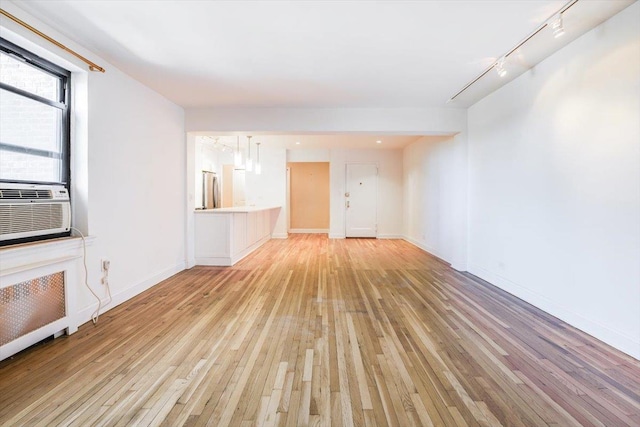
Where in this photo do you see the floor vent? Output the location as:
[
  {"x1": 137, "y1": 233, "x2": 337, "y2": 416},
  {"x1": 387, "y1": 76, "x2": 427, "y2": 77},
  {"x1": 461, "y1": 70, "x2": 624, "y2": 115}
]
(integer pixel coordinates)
[{"x1": 0, "y1": 272, "x2": 66, "y2": 346}]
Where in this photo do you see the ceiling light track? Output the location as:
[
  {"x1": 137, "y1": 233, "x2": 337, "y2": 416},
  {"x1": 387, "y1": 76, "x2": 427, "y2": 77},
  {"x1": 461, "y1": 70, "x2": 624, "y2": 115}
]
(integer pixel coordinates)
[
  {"x1": 447, "y1": 0, "x2": 579, "y2": 103},
  {"x1": 204, "y1": 136, "x2": 233, "y2": 153},
  {"x1": 0, "y1": 8, "x2": 105, "y2": 72}
]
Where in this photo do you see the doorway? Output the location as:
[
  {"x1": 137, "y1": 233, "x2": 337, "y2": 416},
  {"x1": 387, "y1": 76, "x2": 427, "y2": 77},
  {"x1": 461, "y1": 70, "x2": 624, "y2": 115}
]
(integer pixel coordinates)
[{"x1": 345, "y1": 163, "x2": 377, "y2": 238}]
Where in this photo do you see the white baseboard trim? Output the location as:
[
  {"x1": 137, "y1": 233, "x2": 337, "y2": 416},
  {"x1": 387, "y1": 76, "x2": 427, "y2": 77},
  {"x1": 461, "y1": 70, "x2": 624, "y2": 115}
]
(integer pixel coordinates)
[
  {"x1": 328, "y1": 233, "x2": 345, "y2": 239},
  {"x1": 76, "y1": 261, "x2": 186, "y2": 326},
  {"x1": 196, "y1": 235, "x2": 271, "y2": 266},
  {"x1": 377, "y1": 234, "x2": 403, "y2": 239},
  {"x1": 403, "y1": 236, "x2": 450, "y2": 265},
  {"x1": 288, "y1": 229, "x2": 329, "y2": 234},
  {"x1": 468, "y1": 263, "x2": 640, "y2": 360},
  {"x1": 271, "y1": 233, "x2": 289, "y2": 239}
]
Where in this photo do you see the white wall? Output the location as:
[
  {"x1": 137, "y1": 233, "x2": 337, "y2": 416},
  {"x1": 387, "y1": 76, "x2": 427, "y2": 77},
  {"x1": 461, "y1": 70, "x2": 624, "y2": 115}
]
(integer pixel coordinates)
[
  {"x1": 85, "y1": 67, "x2": 186, "y2": 319},
  {"x1": 467, "y1": 2, "x2": 640, "y2": 359},
  {"x1": 1, "y1": 3, "x2": 186, "y2": 324},
  {"x1": 403, "y1": 136, "x2": 456, "y2": 261},
  {"x1": 245, "y1": 147, "x2": 288, "y2": 237},
  {"x1": 287, "y1": 149, "x2": 331, "y2": 162},
  {"x1": 329, "y1": 149, "x2": 404, "y2": 238},
  {"x1": 402, "y1": 133, "x2": 469, "y2": 269}
]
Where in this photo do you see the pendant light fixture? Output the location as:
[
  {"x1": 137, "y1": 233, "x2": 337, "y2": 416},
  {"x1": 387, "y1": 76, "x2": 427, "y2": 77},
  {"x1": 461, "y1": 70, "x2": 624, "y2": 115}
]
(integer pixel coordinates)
[
  {"x1": 246, "y1": 136, "x2": 253, "y2": 172},
  {"x1": 255, "y1": 142, "x2": 262, "y2": 175},
  {"x1": 234, "y1": 136, "x2": 242, "y2": 167}
]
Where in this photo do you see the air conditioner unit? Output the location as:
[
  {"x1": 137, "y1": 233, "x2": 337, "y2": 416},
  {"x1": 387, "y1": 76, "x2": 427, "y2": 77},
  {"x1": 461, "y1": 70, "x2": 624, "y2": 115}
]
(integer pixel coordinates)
[{"x1": 0, "y1": 183, "x2": 71, "y2": 245}]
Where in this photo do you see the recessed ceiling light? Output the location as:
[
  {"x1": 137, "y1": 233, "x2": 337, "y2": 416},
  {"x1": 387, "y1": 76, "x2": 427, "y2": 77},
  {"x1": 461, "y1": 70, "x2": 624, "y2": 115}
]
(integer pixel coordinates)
[
  {"x1": 295, "y1": 141, "x2": 300, "y2": 145},
  {"x1": 376, "y1": 140, "x2": 382, "y2": 144}
]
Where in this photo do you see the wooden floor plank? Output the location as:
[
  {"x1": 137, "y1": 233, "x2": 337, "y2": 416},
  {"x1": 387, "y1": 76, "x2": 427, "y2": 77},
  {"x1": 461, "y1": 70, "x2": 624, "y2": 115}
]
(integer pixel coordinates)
[{"x1": 1, "y1": 234, "x2": 638, "y2": 426}]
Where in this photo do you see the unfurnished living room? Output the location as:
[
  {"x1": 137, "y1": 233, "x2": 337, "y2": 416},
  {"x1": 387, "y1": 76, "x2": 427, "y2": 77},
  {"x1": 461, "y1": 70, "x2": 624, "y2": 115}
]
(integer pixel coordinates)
[{"x1": 0, "y1": 1, "x2": 638, "y2": 426}]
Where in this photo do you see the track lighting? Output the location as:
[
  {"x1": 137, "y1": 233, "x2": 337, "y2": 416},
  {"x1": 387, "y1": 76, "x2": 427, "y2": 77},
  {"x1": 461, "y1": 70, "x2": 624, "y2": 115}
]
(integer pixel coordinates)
[
  {"x1": 448, "y1": 0, "x2": 578, "y2": 103},
  {"x1": 495, "y1": 58, "x2": 507, "y2": 78},
  {"x1": 204, "y1": 136, "x2": 234, "y2": 153},
  {"x1": 551, "y1": 14, "x2": 565, "y2": 38}
]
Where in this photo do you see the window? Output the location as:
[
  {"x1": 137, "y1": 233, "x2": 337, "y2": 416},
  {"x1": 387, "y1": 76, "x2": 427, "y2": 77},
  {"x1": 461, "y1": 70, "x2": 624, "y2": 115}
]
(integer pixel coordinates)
[{"x1": 0, "y1": 37, "x2": 71, "y2": 187}]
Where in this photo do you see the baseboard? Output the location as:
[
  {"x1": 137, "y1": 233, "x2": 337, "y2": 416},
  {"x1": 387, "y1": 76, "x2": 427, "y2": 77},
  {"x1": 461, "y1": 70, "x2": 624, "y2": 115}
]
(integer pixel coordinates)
[
  {"x1": 271, "y1": 233, "x2": 289, "y2": 239},
  {"x1": 403, "y1": 236, "x2": 450, "y2": 265},
  {"x1": 327, "y1": 233, "x2": 402, "y2": 240},
  {"x1": 468, "y1": 263, "x2": 640, "y2": 360},
  {"x1": 196, "y1": 235, "x2": 271, "y2": 266},
  {"x1": 76, "y1": 261, "x2": 186, "y2": 326},
  {"x1": 288, "y1": 229, "x2": 329, "y2": 234}
]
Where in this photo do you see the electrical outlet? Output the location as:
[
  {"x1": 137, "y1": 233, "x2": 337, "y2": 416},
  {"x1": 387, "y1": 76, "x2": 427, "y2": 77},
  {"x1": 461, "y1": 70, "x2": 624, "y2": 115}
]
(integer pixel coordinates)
[{"x1": 101, "y1": 259, "x2": 111, "y2": 272}]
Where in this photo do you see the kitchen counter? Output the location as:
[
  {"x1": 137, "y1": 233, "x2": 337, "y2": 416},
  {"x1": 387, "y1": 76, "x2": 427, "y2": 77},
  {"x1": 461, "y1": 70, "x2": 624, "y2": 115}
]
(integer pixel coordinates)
[
  {"x1": 194, "y1": 206, "x2": 281, "y2": 266},
  {"x1": 194, "y1": 206, "x2": 281, "y2": 213}
]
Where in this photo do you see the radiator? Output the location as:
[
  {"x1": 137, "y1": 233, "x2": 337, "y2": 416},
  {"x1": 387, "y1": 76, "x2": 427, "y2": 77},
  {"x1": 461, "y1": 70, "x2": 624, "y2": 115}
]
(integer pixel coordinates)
[
  {"x1": 0, "y1": 272, "x2": 66, "y2": 346},
  {"x1": 0, "y1": 255, "x2": 79, "y2": 361}
]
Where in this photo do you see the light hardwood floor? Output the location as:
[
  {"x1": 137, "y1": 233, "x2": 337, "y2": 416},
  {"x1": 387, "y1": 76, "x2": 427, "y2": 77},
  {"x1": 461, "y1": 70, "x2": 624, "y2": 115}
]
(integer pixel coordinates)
[{"x1": 1, "y1": 235, "x2": 638, "y2": 426}]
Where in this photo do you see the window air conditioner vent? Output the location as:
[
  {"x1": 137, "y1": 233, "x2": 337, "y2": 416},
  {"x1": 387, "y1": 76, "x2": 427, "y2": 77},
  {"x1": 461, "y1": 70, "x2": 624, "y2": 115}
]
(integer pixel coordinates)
[
  {"x1": 0, "y1": 189, "x2": 52, "y2": 199},
  {"x1": 0, "y1": 189, "x2": 21, "y2": 199},
  {"x1": 0, "y1": 204, "x2": 64, "y2": 235}
]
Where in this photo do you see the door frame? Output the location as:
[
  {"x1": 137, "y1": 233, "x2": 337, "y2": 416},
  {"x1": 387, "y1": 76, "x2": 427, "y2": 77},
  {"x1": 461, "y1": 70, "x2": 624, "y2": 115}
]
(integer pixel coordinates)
[
  {"x1": 344, "y1": 162, "x2": 378, "y2": 238},
  {"x1": 286, "y1": 166, "x2": 291, "y2": 233}
]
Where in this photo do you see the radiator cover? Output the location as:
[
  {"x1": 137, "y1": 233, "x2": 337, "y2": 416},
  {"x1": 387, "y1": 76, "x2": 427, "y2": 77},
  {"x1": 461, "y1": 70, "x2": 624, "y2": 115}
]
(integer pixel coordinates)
[{"x1": 0, "y1": 272, "x2": 66, "y2": 346}]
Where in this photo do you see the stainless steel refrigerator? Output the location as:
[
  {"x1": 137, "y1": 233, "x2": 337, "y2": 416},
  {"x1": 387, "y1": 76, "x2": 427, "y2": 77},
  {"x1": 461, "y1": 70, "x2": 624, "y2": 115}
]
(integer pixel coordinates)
[{"x1": 202, "y1": 171, "x2": 220, "y2": 209}]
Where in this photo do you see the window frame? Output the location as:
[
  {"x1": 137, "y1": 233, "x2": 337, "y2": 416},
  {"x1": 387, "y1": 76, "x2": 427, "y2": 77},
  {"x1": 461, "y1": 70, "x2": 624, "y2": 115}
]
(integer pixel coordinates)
[{"x1": 0, "y1": 37, "x2": 71, "y2": 189}]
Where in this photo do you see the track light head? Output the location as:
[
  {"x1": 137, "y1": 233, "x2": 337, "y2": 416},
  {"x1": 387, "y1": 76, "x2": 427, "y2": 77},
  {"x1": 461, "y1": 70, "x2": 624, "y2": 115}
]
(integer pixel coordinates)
[
  {"x1": 551, "y1": 14, "x2": 565, "y2": 38},
  {"x1": 495, "y1": 58, "x2": 507, "y2": 78}
]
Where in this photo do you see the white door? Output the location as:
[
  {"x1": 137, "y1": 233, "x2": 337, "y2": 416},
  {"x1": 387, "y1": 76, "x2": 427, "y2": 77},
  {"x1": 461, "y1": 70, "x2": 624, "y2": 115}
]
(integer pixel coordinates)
[{"x1": 345, "y1": 164, "x2": 377, "y2": 238}]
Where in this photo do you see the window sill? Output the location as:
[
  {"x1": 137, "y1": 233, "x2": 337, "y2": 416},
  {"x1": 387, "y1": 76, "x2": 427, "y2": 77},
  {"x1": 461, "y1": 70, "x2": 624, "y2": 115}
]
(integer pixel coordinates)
[{"x1": 0, "y1": 235, "x2": 95, "y2": 272}]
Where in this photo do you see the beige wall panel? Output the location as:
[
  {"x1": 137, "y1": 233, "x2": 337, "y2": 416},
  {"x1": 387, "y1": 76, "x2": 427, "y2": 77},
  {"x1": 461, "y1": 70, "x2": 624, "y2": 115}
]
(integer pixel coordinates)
[{"x1": 288, "y1": 162, "x2": 330, "y2": 230}]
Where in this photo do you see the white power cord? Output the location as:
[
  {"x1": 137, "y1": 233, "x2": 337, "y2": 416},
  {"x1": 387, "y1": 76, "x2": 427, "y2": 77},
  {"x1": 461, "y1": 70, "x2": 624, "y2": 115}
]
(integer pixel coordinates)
[{"x1": 70, "y1": 227, "x2": 112, "y2": 324}]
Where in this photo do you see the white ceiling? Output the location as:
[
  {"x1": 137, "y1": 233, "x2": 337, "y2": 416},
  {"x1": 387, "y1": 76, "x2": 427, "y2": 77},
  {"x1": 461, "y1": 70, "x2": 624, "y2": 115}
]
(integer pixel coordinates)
[
  {"x1": 10, "y1": 0, "x2": 577, "y2": 109},
  {"x1": 6, "y1": 0, "x2": 633, "y2": 150}
]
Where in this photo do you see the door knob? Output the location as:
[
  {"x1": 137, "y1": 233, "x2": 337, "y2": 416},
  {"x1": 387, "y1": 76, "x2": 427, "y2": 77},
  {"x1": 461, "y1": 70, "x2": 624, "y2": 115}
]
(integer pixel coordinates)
[{"x1": 346, "y1": 201, "x2": 350, "y2": 208}]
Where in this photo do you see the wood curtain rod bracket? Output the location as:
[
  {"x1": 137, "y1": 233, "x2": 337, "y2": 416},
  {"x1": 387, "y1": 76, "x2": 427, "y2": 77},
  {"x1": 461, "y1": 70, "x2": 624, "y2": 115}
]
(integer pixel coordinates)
[{"x1": 0, "y1": 8, "x2": 105, "y2": 73}]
